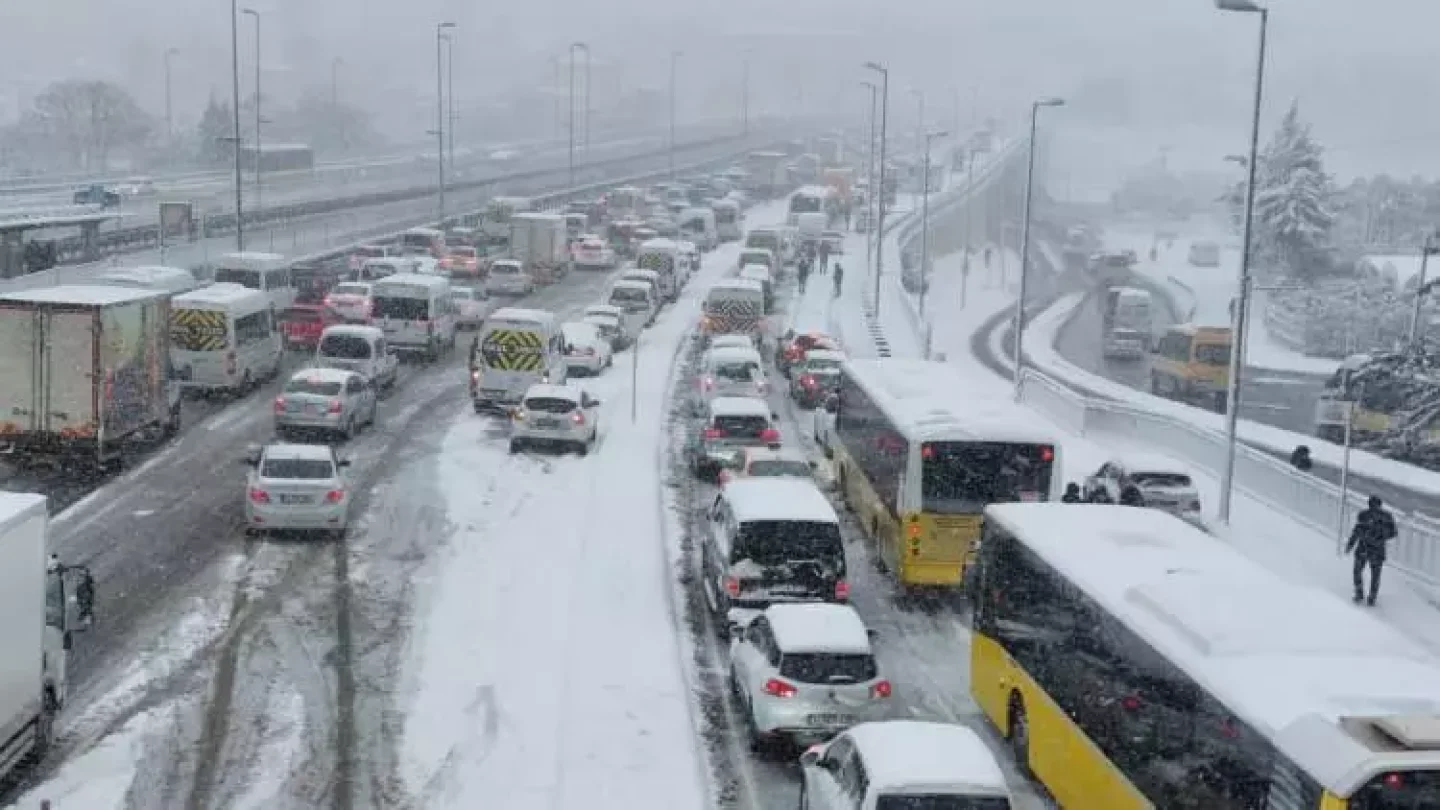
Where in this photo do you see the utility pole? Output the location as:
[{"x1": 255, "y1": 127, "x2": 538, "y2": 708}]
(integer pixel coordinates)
[
  {"x1": 435, "y1": 22, "x2": 456, "y2": 222},
  {"x1": 242, "y1": 8, "x2": 262, "y2": 214},
  {"x1": 447, "y1": 39, "x2": 456, "y2": 179},
  {"x1": 864, "y1": 61, "x2": 889, "y2": 317},
  {"x1": 163, "y1": 49, "x2": 178, "y2": 148},
  {"x1": 229, "y1": 0, "x2": 245, "y2": 250},
  {"x1": 741, "y1": 49, "x2": 751, "y2": 136},
  {"x1": 669, "y1": 50, "x2": 682, "y2": 179}
]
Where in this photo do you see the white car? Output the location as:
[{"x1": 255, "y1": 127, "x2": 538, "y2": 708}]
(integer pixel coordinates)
[
  {"x1": 812, "y1": 394, "x2": 839, "y2": 455},
  {"x1": 243, "y1": 442, "x2": 352, "y2": 538},
  {"x1": 325, "y1": 281, "x2": 374, "y2": 323},
  {"x1": 730, "y1": 603, "x2": 890, "y2": 750},
  {"x1": 509, "y1": 384, "x2": 601, "y2": 455},
  {"x1": 273, "y1": 367, "x2": 377, "y2": 441},
  {"x1": 584, "y1": 303, "x2": 636, "y2": 349},
  {"x1": 708, "y1": 334, "x2": 757, "y2": 354},
  {"x1": 487, "y1": 260, "x2": 534, "y2": 296},
  {"x1": 693, "y1": 345, "x2": 768, "y2": 414},
  {"x1": 561, "y1": 321, "x2": 613, "y2": 376},
  {"x1": 1081, "y1": 453, "x2": 1203, "y2": 522},
  {"x1": 799, "y1": 721, "x2": 1013, "y2": 809},
  {"x1": 572, "y1": 236, "x2": 616, "y2": 269},
  {"x1": 717, "y1": 446, "x2": 815, "y2": 486},
  {"x1": 450, "y1": 287, "x2": 487, "y2": 329}
]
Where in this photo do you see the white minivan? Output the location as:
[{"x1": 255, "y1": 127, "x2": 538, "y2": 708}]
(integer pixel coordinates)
[
  {"x1": 316, "y1": 324, "x2": 399, "y2": 390},
  {"x1": 211, "y1": 251, "x2": 294, "y2": 311},
  {"x1": 370, "y1": 273, "x2": 457, "y2": 361},
  {"x1": 170, "y1": 282, "x2": 284, "y2": 394},
  {"x1": 607, "y1": 279, "x2": 658, "y2": 330}
]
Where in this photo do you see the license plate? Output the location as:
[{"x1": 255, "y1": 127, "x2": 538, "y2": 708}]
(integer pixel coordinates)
[
  {"x1": 535, "y1": 417, "x2": 560, "y2": 428},
  {"x1": 304, "y1": 403, "x2": 322, "y2": 414},
  {"x1": 806, "y1": 714, "x2": 854, "y2": 726},
  {"x1": 279, "y1": 494, "x2": 312, "y2": 504}
]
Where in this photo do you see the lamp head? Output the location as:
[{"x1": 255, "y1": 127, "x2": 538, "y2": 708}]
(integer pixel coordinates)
[{"x1": 1215, "y1": 0, "x2": 1264, "y2": 12}]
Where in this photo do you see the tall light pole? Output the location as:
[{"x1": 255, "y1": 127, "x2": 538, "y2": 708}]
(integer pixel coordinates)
[
  {"x1": 582, "y1": 46, "x2": 592, "y2": 161},
  {"x1": 229, "y1": 0, "x2": 245, "y2": 250},
  {"x1": 435, "y1": 22, "x2": 456, "y2": 222},
  {"x1": 447, "y1": 36, "x2": 456, "y2": 179},
  {"x1": 912, "y1": 89, "x2": 925, "y2": 165},
  {"x1": 163, "y1": 48, "x2": 178, "y2": 147},
  {"x1": 959, "y1": 140, "x2": 988, "y2": 306},
  {"x1": 550, "y1": 56, "x2": 563, "y2": 142},
  {"x1": 864, "y1": 61, "x2": 889, "y2": 317},
  {"x1": 741, "y1": 48, "x2": 752, "y2": 136},
  {"x1": 331, "y1": 57, "x2": 344, "y2": 150},
  {"x1": 569, "y1": 42, "x2": 588, "y2": 187},
  {"x1": 919, "y1": 129, "x2": 949, "y2": 332},
  {"x1": 242, "y1": 8, "x2": 262, "y2": 213},
  {"x1": 1011, "y1": 97, "x2": 1065, "y2": 401},
  {"x1": 1215, "y1": 0, "x2": 1269, "y2": 524},
  {"x1": 669, "y1": 50, "x2": 682, "y2": 179},
  {"x1": 861, "y1": 81, "x2": 878, "y2": 287}
]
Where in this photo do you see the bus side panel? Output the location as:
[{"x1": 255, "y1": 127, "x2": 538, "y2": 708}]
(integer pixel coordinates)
[
  {"x1": 971, "y1": 634, "x2": 1154, "y2": 810},
  {"x1": 832, "y1": 444, "x2": 900, "y2": 574},
  {"x1": 902, "y1": 513, "x2": 973, "y2": 587},
  {"x1": 1321, "y1": 794, "x2": 1346, "y2": 810}
]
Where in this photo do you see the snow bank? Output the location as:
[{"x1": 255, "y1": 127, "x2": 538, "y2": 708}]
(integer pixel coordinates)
[{"x1": 4, "y1": 709, "x2": 163, "y2": 810}]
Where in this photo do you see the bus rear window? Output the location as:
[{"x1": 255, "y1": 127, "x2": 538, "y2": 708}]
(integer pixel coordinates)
[
  {"x1": 1352, "y1": 771, "x2": 1440, "y2": 810},
  {"x1": 213, "y1": 268, "x2": 261, "y2": 289},
  {"x1": 921, "y1": 442, "x2": 1055, "y2": 514},
  {"x1": 373, "y1": 297, "x2": 430, "y2": 321},
  {"x1": 1194, "y1": 343, "x2": 1231, "y2": 365}
]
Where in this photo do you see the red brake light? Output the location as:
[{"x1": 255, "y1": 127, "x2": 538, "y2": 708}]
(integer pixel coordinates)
[
  {"x1": 1121, "y1": 694, "x2": 1142, "y2": 711},
  {"x1": 763, "y1": 678, "x2": 797, "y2": 698},
  {"x1": 571, "y1": 410, "x2": 586, "y2": 425},
  {"x1": 703, "y1": 427, "x2": 724, "y2": 440},
  {"x1": 1219, "y1": 719, "x2": 1240, "y2": 739},
  {"x1": 325, "y1": 489, "x2": 345, "y2": 503},
  {"x1": 1040, "y1": 445, "x2": 1055, "y2": 462},
  {"x1": 323, "y1": 295, "x2": 334, "y2": 306},
  {"x1": 870, "y1": 679, "x2": 892, "y2": 699},
  {"x1": 718, "y1": 469, "x2": 732, "y2": 484},
  {"x1": 328, "y1": 399, "x2": 343, "y2": 414},
  {"x1": 723, "y1": 575, "x2": 741, "y2": 597},
  {"x1": 1385, "y1": 773, "x2": 1405, "y2": 789},
  {"x1": 834, "y1": 579, "x2": 850, "y2": 600},
  {"x1": 273, "y1": 396, "x2": 286, "y2": 413},
  {"x1": 702, "y1": 376, "x2": 714, "y2": 390},
  {"x1": 759, "y1": 428, "x2": 780, "y2": 443},
  {"x1": 248, "y1": 488, "x2": 270, "y2": 504},
  {"x1": 800, "y1": 374, "x2": 816, "y2": 388},
  {"x1": 921, "y1": 443, "x2": 935, "y2": 459}
]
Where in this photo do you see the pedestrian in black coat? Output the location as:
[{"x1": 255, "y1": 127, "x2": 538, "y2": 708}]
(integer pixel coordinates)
[
  {"x1": 1061, "y1": 483, "x2": 1082, "y2": 503},
  {"x1": 1347, "y1": 496, "x2": 1398, "y2": 605},
  {"x1": 1290, "y1": 445, "x2": 1313, "y2": 472},
  {"x1": 1119, "y1": 484, "x2": 1146, "y2": 507}
]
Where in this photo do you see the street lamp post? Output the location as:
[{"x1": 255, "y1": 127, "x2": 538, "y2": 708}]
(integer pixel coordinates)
[
  {"x1": 1215, "y1": 0, "x2": 1269, "y2": 524},
  {"x1": 1011, "y1": 98, "x2": 1065, "y2": 401},
  {"x1": 569, "y1": 42, "x2": 588, "y2": 188},
  {"x1": 861, "y1": 81, "x2": 878, "y2": 287},
  {"x1": 242, "y1": 8, "x2": 262, "y2": 213},
  {"x1": 919, "y1": 129, "x2": 950, "y2": 357},
  {"x1": 864, "y1": 61, "x2": 889, "y2": 317},
  {"x1": 912, "y1": 89, "x2": 925, "y2": 164},
  {"x1": 447, "y1": 37, "x2": 456, "y2": 179},
  {"x1": 229, "y1": 0, "x2": 245, "y2": 250},
  {"x1": 741, "y1": 49, "x2": 751, "y2": 136},
  {"x1": 669, "y1": 50, "x2": 682, "y2": 179},
  {"x1": 435, "y1": 22, "x2": 456, "y2": 222},
  {"x1": 331, "y1": 57, "x2": 344, "y2": 150},
  {"x1": 960, "y1": 141, "x2": 990, "y2": 307},
  {"x1": 583, "y1": 47, "x2": 592, "y2": 161},
  {"x1": 1408, "y1": 234, "x2": 1440, "y2": 347}
]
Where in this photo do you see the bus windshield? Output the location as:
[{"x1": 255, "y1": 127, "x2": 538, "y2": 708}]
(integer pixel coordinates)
[
  {"x1": 789, "y1": 194, "x2": 822, "y2": 215},
  {"x1": 921, "y1": 442, "x2": 1054, "y2": 513},
  {"x1": 1194, "y1": 343, "x2": 1231, "y2": 365}
]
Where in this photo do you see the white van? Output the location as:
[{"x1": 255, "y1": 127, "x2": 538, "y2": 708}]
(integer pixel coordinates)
[
  {"x1": 712, "y1": 199, "x2": 743, "y2": 241},
  {"x1": 398, "y1": 227, "x2": 446, "y2": 257},
  {"x1": 370, "y1": 273, "x2": 457, "y2": 361},
  {"x1": 95, "y1": 265, "x2": 203, "y2": 296},
  {"x1": 471, "y1": 307, "x2": 568, "y2": 412},
  {"x1": 211, "y1": 252, "x2": 294, "y2": 312},
  {"x1": 608, "y1": 279, "x2": 659, "y2": 329},
  {"x1": 677, "y1": 207, "x2": 718, "y2": 251},
  {"x1": 634, "y1": 240, "x2": 682, "y2": 301},
  {"x1": 316, "y1": 324, "x2": 399, "y2": 390},
  {"x1": 170, "y1": 282, "x2": 283, "y2": 393},
  {"x1": 619, "y1": 268, "x2": 667, "y2": 309}
]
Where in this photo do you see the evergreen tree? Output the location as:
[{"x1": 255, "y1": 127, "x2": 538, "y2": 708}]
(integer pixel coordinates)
[
  {"x1": 196, "y1": 96, "x2": 234, "y2": 167},
  {"x1": 1253, "y1": 101, "x2": 1335, "y2": 275}
]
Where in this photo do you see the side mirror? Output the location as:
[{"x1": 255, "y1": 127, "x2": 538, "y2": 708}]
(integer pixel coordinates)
[
  {"x1": 867, "y1": 628, "x2": 880, "y2": 641},
  {"x1": 799, "y1": 747, "x2": 825, "y2": 769}
]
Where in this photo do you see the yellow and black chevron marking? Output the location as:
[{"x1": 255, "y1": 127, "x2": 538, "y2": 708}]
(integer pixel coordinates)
[
  {"x1": 170, "y1": 308, "x2": 228, "y2": 352},
  {"x1": 480, "y1": 329, "x2": 545, "y2": 371}
]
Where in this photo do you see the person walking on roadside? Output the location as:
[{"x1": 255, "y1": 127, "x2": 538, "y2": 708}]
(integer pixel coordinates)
[
  {"x1": 797, "y1": 257, "x2": 811, "y2": 294},
  {"x1": 818, "y1": 241, "x2": 832, "y2": 275},
  {"x1": 1061, "y1": 482, "x2": 1082, "y2": 503},
  {"x1": 1347, "y1": 495, "x2": 1397, "y2": 606},
  {"x1": 833, "y1": 263, "x2": 844, "y2": 298}
]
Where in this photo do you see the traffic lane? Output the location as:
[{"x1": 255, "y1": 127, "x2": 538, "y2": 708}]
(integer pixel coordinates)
[{"x1": 55, "y1": 267, "x2": 620, "y2": 693}]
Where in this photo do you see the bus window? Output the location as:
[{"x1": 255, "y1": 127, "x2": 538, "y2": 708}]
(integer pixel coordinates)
[
  {"x1": 920, "y1": 442, "x2": 1055, "y2": 513},
  {"x1": 1193, "y1": 342, "x2": 1231, "y2": 366}
]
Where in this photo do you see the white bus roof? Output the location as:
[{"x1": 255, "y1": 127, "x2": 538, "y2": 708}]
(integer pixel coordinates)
[
  {"x1": 985, "y1": 502, "x2": 1440, "y2": 797},
  {"x1": 843, "y1": 358, "x2": 1063, "y2": 446},
  {"x1": 0, "y1": 284, "x2": 167, "y2": 307},
  {"x1": 487, "y1": 307, "x2": 555, "y2": 326},
  {"x1": 173, "y1": 282, "x2": 270, "y2": 310},
  {"x1": 373, "y1": 273, "x2": 450, "y2": 291}
]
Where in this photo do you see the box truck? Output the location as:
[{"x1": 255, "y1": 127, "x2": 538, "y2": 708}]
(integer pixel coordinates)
[
  {"x1": 0, "y1": 285, "x2": 183, "y2": 469},
  {"x1": 509, "y1": 213, "x2": 571, "y2": 285}
]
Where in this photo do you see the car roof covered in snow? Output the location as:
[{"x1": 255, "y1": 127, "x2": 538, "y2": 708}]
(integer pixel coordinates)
[
  {"x1": 524, "y1": 383, "x2": 581, "y2": 403},
  {"x1": 843, "y1": 359, "x2": 1063, "y2": 446},
  {"x1": 261, "y1": 442, "x2": 335, "y2": 462},
  {"x1": 0, "y1": 283, "x2": 170, "y2": 307},
  {"x1": 321, "y1": 323, "x2": 383, "y2": 341},
  {"x1": 286, "y1": 367, "x2": 356, "y2": 384},
  {"x1": 1109, "y1": 450, "x2": 1190, "y2": 475},
  {"x1": 705, "y1": 346, "x2": 762, "y2": 365},
  {"x1": 708, "y1": 396, "x2": 770, "y2": 419},
  {"x1": 171, "y1": 283, "x2": 268, "y2": 309},
  {"x1": 722, "y1": 478, "x2": 837, "y2": 524},
  {"x1": 803, "y1": 349, "x2": 846, "y2": 363},
  {"x1": 611, "y1": 279, "x2": 652, "y2": 293},
  {"x1": 764, "y1": 603, "x2": 870, "y2": 654},
  {"x1": 584, "y1": 304, "x2": 623, "y2": 316},
  {"x1": 985, "y1": 502, "x2": 1440, "y2": 796},
  {"x1": 561, "y1": 321, "x2": 602, "y2": 341},
  {"x1": 845, "y1": 721, "x2": 1008, "y2": 795},
  {"x1": 709, "y1": 335, "x2": 755, "y2": 350}
]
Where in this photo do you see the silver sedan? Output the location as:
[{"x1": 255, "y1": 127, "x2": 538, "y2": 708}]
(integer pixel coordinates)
[{"x1": 273, "y1": 367, "x2": 377, "y2": 441}]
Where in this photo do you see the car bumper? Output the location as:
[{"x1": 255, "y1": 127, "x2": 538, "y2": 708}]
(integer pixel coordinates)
[
  {"x1": 246, "y1": 502, "x2": 347, "y2": 531},
  {"x1": 513, "y1": 422, "x2": 587, "y2": 443},
  {"x1": 751, "y1": 694, "x2": 884, "y2": 738},
  {"x1": 276, "y1": 412, "x2": 346, "y2": 431},
  {"x1": 565, "y1": 356, "x2": 605, "y2": 374}
]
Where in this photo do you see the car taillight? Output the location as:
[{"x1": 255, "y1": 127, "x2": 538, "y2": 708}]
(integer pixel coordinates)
[
  {"x1": 835, "y1": 579, "x2": 850, "y2": 600},
  {"x1": 703, "y1": 427, "x2": 724, "y2": 440},
  {"x1": 273, "y1": 396, "x2": 286, "y2": 413},
  {"x1": 763, "y1": 678, "x2": 798, "y2": 698},
  {"x1": 325, "y1": 489, "x2": 345, "y2": 503},
  {"x1": 225, "y1": 351, "x2": 237, "y2": 375},
  {"x1": 248, "y1": 488, "x2": 270, "y2": 504},
  {"x1": 870, "y1": 680, "x2": 892, "y2": 699},
  {"x1": 571, "y1": 410, "x2": 585, "y2": 425},
  {"x1": 701, "y1": 376, "x2": 714, "y2": 390},
  {"x1": 1121, "y1": 694, "x2": 1142, "y2": 711},
  {"x1": 583, "y1": 347, "x2": 596, "y2": 356},
  {"x1": 723, "y1": 575, "x2": 741, "y2": 597},
  {"x1": 328, "y1": 399, "x2": 343, "y2": 414},
  {"x1": 800, "y1": 374, "x2": 816, "y2": 388},
  {"x1": 759, "y1": 428, "x2": 780, "y2": 443},
  {"x1": 323, "y1": 295, "x2": 334, "y2": 306},
  {"x1": 512, "y1": 409, "x2": 526, "y2": 421}
]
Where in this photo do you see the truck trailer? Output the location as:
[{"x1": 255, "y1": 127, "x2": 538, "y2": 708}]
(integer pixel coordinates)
[
  {"x1": 0, "y1": 285, "x2": 182, "y2": 469},
  {"x1": 508, "y1": 213, "x2": 571, "y2": 285},
  {"x1": 1102, "y1": 286, "x2": 1153, "y2": 360}
]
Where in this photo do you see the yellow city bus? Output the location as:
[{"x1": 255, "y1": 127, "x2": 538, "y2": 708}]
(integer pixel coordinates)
[
  {"x1": 1149, "y1": 324, "x2": 1231, "y2": 409},
  {"x1": 971, "y1": 502, "x2": 1440, "y2": 809},
  {"x1": 827, "y1": 359, "x2": 1063, "y2": 590}
]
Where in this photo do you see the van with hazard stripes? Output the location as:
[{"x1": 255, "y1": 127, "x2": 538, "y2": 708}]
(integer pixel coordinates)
[
  {"x1": 170, "y1": 283, "x2": 284, "y2": 394},
  {"x1": 701, "y1": 279, "x2": 766, "y2": 341},
  {"x1": 470, "y1": 307, "x2": 568, "y2": 413},
  {"x1": 370, "y1": 274, "x2": 457, "y2": 361}
]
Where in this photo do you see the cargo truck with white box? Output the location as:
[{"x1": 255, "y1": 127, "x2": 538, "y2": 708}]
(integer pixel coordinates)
[
  {"x1": 0, "y1": 286, "x2": 182, "y2": 468},
  {"x1": 508, "y1": 212, "x2": 571, "y2": 285}
]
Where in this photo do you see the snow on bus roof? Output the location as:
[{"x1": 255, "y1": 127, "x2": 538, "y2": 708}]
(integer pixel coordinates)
[
  {"x1": 0, "y1": 284, "x2": 167, "y2": 307},
  {"x1": 174, "y1": 283, "x2": 268, "y2": 307},
  {"x1": 488, "y1": 307, "x2": 554, "y2": 324},
  {"x1": 844, "y1": 358, "x2": 1061, "y2": 445},
  {"x1": 845, "y1": 721, "x2": 1008, "y2": 794},
  {"x1": 765, "y1": 603, "x2": 870, "y2": 654},
  {"x1": 985, "y1": 503, "x2": 1440, "y2": 793},
  {"x1": 722, "y1": 478, "x2": 837, "y2": 524}
]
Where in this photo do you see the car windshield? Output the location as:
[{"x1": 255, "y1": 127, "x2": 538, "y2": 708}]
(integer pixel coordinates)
[
  {"x1": 1131, "y1": 471, "x2": 1192, "y2": 488},
  {"x1": 524, "y1": 397, "x2": 577, "y2": 414},
  {"x1": 746, "y1": 459, "x2": 811, "y2": 478},
  {"x1": 714, "y1": 361, "x2": 759, "y2": 382},
  {"x1": 733, "y1": 520, "x2": 843, "y2": 571},
  {"x1": 284, "y1": 378, "x2": 343, "y2": 396},
  {"x1": 610, "y1": 287, "x2": 648, "y2": 303},
  {"x1": 261, "y1": 458, "x2": 334, "y2": 479},
  {"x1": 333, "y1": 284, "x2": 369, "y2": 297},
  {"x1": 875, "y1": 798, "x2": 1011, "y2": 810},
  {"x1": 921, "y1": 441, "x2": 1056, "y2": 514},
  {"x1": 779, "y1": 653, "x2": 876, "y2": 685},
  {"x1": 320, "y1": 334, "x2": 372, "y2": 360},
  {"x1": 213, "y1": 268, "x2": 261, "y2": 289},
  {"x1": 492, "y1": 264, "x2": 521, "y2": 276}
]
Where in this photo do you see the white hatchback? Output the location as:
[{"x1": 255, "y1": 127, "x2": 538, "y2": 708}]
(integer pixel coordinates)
[
  {"x1": 731, "y1": 603, "x2": 890, "y2": 750},
  {"x1": 487, "y1": 260, "x2": 534, "y2": 296},
  {"x1": 560, "y1": 321, "x2": 613, "y2": 376},
  {"x1": 509, "y1": 384, "x2": 601, "y2": 455}
]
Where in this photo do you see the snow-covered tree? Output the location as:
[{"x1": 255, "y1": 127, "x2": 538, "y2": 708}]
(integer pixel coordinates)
[
  {"x1": 195, "y1": 96, "x2": 234, "y2": 167},
  {"x1": 1251, "y1": 101, "x2": 1336, "y2": 276}
]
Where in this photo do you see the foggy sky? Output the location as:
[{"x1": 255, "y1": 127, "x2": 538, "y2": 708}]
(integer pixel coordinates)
[{"x1": 5, "y1": 0, "x2": 1437, "y2": 184}]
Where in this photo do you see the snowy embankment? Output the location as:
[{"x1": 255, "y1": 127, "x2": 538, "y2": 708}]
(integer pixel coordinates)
[{"x1": 398, "y1": 209, "x2": 782, "y2": 809}]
